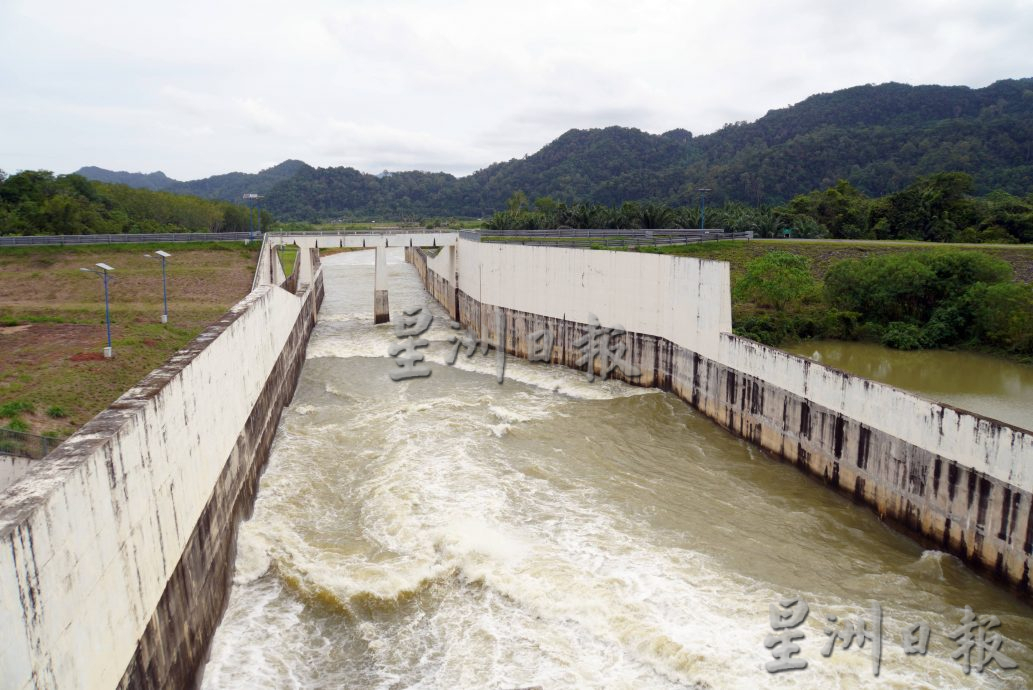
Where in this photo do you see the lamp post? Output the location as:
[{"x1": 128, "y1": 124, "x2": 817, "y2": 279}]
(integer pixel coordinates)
[
  {"x1": 697, "y1": 188, "x2": 712, "y2": 230},
  {"x1": 145, "y1": 250, "x2": 171, "y2": 323},
  {"x1": 242, "y1": 193, "x2": 263, "y2": 242},
  {"x1": 80, "y1": 263, "x2": 114, "y2": 358}
]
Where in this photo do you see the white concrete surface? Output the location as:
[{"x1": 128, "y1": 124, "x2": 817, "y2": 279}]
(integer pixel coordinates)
[
  {"x1": 446, "y1": 239, "x2": 1033, "y2": 494},
  {"x1": 0, "y1": 455, "x2": 32, "y2": 494},
  {"x1": 0, "y1": 283, "x2": 311, "y2": 690},
  {"x1": 721, "y1": 334, "x2": 1033, "y2": 494},
  {"x1": 273, "y1": 232, "x2": 457, "y2": 287},
  {"x1": 455, "y1": 240, "x2": 732, "y2": 361}
]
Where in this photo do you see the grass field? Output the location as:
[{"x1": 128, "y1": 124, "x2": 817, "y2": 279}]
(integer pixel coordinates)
[
  {"x1": 0, "y1": 242, "x2": 258, "y2": 438},
  {"x1": 637, "y1": 239, "x2": 1033, "y2": 283}
]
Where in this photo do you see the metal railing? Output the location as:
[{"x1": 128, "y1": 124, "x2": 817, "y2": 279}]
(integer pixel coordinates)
[
  {"x1": 478, "y1": 228, "x2": 752, "y2": 248},
  {"x1": 0, "y1": 231, "x2": 255, "y2": 247},
  {"x1": 0, "y1": 428, "x2": 64, "y2": 460},
  {"x1": 271, "y1": 228, "x2": 461, "y2": 238}
]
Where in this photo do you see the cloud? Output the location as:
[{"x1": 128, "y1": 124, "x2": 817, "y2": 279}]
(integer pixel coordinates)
[{"x1": 0, "y1": 0, "x2": 1031, "y2": 179}]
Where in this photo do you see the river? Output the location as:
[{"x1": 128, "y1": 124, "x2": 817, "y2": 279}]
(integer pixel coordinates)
[
  {"x1": 783, "y1": 341, "x2": 1033, "y2": 432},
  {"x1": 201, "y1": 250, "x2": 1033, "y2": 689}
]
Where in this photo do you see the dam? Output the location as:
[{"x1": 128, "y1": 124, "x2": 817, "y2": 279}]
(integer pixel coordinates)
[
  {"x1": 200, "y1": 248, "x2": 1033, "y2": 689},
  {"x1": 2, "y1": 234, "x2": 1032, "y2": 689}
]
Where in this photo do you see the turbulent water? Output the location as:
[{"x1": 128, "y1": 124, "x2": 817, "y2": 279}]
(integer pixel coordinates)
[{"x1": 202, "y1": 250, "x2": 1033, "y2": 689}]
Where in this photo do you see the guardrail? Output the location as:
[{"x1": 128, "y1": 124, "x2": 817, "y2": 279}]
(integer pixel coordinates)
[
  {"x1": 479, "y1": 228, "x2": 752, "y2": 248},
  {"x1": 270, "y1": 228, "x2": 462, "y2": 238},
  {"x1": 0, "y1": 231, "x2": 257, "y2": 247},
  {"x1": 0, "y1": 428, "x2": 64, "y2": 460}
]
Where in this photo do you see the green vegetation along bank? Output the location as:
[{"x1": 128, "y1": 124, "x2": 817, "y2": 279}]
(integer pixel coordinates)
[{"x1": 639, "y1": 241, "x2": 1033, "y2": 359}]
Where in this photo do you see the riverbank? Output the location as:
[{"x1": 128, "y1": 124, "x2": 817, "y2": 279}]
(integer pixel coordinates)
[
  {"x1": 636, "y1": 241, "x2": 1033, "y2": 363},
  {"x1": 638, "y1": 239, "x2": 1033, "y2": 282},
  {"x1": 785, "y1": 340, "x2": 1033, "y2": 431}
]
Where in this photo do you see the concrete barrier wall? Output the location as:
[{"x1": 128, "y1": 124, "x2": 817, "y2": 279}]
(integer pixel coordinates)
[
  {"x1": 409, "y1": 246, "x2": 457, "y2": 318},
  {"x1": 0, "y1": 271, "x2": 324, "y2": 689},
  {"x1": 0, "y1": 456, "x2": 32, "y2": 495},
  {"x1": 408, "y1": 241, "x2": 1033, "y2": 595},
  {"x1": 275, "y1": 232, "x2": 457, "y2": 287},
  {"x1": 455, "y1": 241, "x2": 732, "y2": 360}
]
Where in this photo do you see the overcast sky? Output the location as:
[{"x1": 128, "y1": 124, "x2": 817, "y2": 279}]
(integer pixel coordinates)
[{"x1": 2, "y1": 0, "x2": 1031, "y2": 180}]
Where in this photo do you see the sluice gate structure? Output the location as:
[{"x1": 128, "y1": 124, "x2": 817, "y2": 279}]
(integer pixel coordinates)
[
  {"x1": 1, "y1": 230, "x2": 1031, "y2": 690},
  {"x1": 407, "y1": 238, "x2": 1033, "y2": 596}
]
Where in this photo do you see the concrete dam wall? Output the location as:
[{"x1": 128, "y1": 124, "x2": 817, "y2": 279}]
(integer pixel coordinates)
[
  {"x1": 0, "y1": 248, "x2": 324, "y2": 689},
  {"x1": 408, "y1": 240, "x2": 1033, "y2": 595}
]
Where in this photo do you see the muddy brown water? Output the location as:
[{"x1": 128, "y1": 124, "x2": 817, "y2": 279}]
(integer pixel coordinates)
[
  {"x1": 202, "y1": 250, "x2": 1033, "y2": 689},
  {"x1": 784, "y1": 341, "x2": 1033, "y2": 433}
]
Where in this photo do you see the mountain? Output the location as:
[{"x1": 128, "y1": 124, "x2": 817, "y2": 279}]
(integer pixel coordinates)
[
  {"x1": 75, "y1": 159, "x2": 310, "y2": 202},
  {"x1": 78, "y1": 78, "x2": 1033, "y2": 219},
  {"x1": 75, "y1": 167, "x2": 177, "y2": 191}
]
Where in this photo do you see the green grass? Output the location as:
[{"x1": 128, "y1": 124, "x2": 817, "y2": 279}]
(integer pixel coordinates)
[
  {"x1": 0, "y1": 401, "x2": 34, "y2": 418},
  {"x1": 635, "y1": 239, "x2": 1033, "y2": 283},
  {"x1": 278, "y1": 245, "x2": 299, "y2": 277}
]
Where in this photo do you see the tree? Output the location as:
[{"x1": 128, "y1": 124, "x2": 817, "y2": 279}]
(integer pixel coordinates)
[
  {"x1": 506, "y1": 190, "x2": 528, "y2": 213},
  {"x1": 965, "y1": 282, "x2": 1033, "y2": 353}
]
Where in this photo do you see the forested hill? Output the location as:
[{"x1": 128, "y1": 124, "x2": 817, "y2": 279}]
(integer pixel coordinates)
[
  {"x1": 75, "y1": 159, "x2": 310, "y2": 202},
  {"x1": 78, "y1": 78, "x2": 1033, "y2": 220}
]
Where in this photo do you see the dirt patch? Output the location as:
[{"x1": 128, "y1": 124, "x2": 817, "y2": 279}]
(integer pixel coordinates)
[
  {"x1": 2, "y1": 324, "x2": 108, "y2": 362},
  {"x1": 70, "y1": 352, "x2": 107, "y2": 362}
]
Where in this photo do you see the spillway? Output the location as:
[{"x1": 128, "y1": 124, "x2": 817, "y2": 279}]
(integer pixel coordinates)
[{"x1": 201, "y1": 249, "x2": 1033, "y2": 689}]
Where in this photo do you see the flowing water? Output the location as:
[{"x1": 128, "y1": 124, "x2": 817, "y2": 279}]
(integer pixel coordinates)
[
  {"x1": 202, "y1": 250, "x2": 1033, "y2": 689},
  {"x1": 783, "y1": 341, "x2": 1033, "y2": 432}
]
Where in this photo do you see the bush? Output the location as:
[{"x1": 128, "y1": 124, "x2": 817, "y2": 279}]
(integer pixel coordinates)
[
  {"x1": 818, "y1": 310, "x2": 862, "y2": 340},
  {"x1": 4, "y1": 418, "x2": 30, "y2": 433},
  {"x1": 920, "y1": 299, "x2": 969, "y2": 347},
  {"x1": 734, "y1": 251, "x2": 818, "y2": 310},
  {"x1": 825, "y1": 250, "x2": 1012, "y2": 325},
  {"x1": 977, "y1": 226, "x2": 1019, "y2": 244},
  {"x1": 965, "y1": 282, "x2": 1033, "y2": 353},
  {"x1": 46, "y1": 406, "x2": 67, "y2": 419},
  {"x1": 881, "y1": 322, "x2": 925, "y2": 350},
  {"x1": 0, "y1": 401, "x2": 33, "y2": 418},
  {"x1": 733, "y1": 313, "x2": 791, "y2": 345}
]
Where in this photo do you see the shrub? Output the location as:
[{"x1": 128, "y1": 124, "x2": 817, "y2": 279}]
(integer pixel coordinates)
[
  {"x1": 0, "y1": 401, "x2": 33, "y2": 418},
  {"x1": 46, "y1": 406, "x2": 67, "y2": 419},
  {"x1": 965, "y1": 282, "x2": 1033, "y2": 354},
  {"x1": 734, "y1": 252, "x2": 818, "y2": 311},
  {"x1": 881, "y1": 322, "x2": 925, "y2": 350},
  {"x1": 825, "y1": 250, "x2": 1012, "y2": 325},
  {"x1": 4, "y1": 418, "x2": 30, "y2": 433}
]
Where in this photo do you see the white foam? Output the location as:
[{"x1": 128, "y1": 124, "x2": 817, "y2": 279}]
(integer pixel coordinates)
[{"x1": 202, "y1": 251, "x2": 1029, "y2": 690}]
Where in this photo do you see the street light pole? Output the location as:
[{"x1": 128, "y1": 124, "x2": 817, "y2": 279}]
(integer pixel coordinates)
[
  {"x1": 243, "y1": 193, "x2": 263, "y2": 242},
  {"x1": 697, "y1": 188, "x2": 712, "y2": 231},
  {"x1": 145, "y1": 250, "x2": 172, "y2": 323},
  {"x1": 80, "y1": 263, "x2": 115, "y2": 358}
]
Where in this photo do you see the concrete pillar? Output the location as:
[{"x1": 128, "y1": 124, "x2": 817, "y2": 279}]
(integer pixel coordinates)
[{"x1": 374, "y1": 244, "x2": 389, "y2": 323}]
